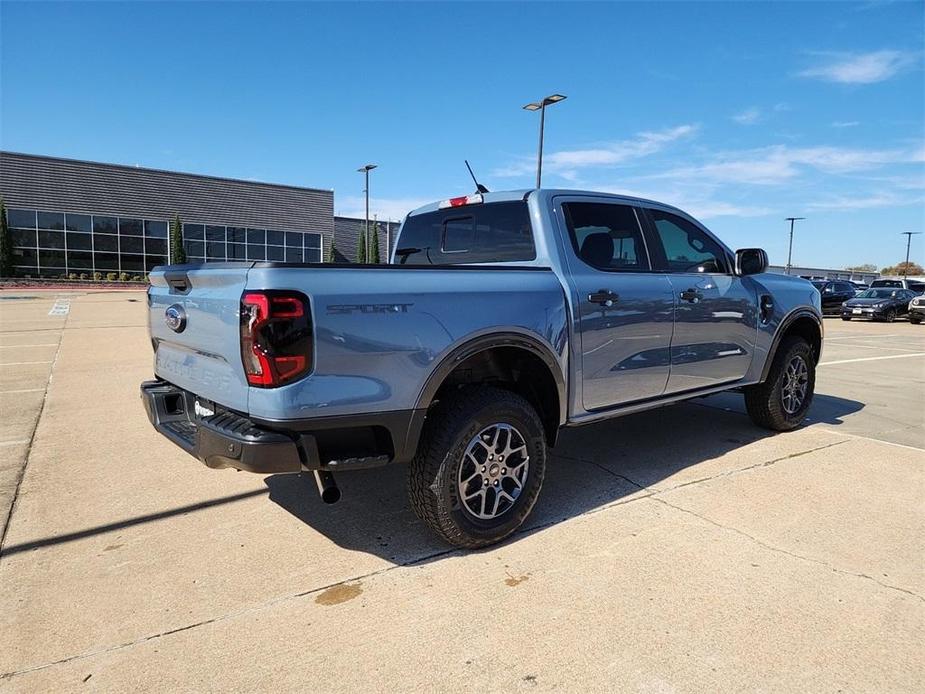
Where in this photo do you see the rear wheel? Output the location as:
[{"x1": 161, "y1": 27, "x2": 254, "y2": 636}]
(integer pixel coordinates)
[
  {"x1": 841, "y1": 316, "x2": 851, "y2": 321},
  {"x1": 744, "y1": 336, "x2": 815, "y2": 431},
  {"x1": 408, "y1": 387, "x2": 546, "y2": 549}
]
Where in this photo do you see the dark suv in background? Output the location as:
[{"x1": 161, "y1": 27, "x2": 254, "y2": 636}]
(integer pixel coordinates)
[
  {"x1": 811, "y1": 280, "x2": 857, "y2": 314},
  {"x1": 842, "y1": 288, "x2": 919, "y2": 322}
]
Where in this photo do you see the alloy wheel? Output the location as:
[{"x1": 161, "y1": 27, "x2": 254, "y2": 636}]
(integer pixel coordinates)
[
  {"x1": 781, "y1": 355, "x2": 809, "y2": 415},
  {"x1": 457, "y1": 423, "x2": 530, "y2": 520}
]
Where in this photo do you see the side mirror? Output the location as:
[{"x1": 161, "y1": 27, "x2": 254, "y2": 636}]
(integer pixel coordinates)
[{"x1": 735, "y1": 248, "x2": 768, "y2": 276}]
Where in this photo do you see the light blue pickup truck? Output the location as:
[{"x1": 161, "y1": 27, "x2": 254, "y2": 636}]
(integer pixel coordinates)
[{"x1": 142, "y1": 189, "x2": 822, "y2": 547}]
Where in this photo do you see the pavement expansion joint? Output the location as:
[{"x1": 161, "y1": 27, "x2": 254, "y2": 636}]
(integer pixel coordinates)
[
  {"x1": 0, "y1": 303, "x2": 69, "y2": 553},
  {"x1": 649, "y1": 495, "x2": 925, "y2": 603}
]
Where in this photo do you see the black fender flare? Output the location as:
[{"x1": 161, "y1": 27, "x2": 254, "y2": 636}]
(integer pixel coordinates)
[
  {"x1": 414, "y1": 331, "x2": 568, "y2": 426},
  {"x1": 760, "y1": 308, "x2": 823, "y2": 382}
]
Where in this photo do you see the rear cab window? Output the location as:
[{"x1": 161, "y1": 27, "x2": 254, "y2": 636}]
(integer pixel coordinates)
[{"x1": 394, "y1": 201, "x2": 535, "y2": 265}]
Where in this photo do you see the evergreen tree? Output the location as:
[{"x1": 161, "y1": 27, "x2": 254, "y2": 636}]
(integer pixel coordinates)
[
  {"x1": 325, "y1": 237, "x2": 336, "y2": 263},
  {"x1": 370, "y1": 222, "x2": 381, "y2": 264},
  {"x1": 356, "y1": 223, "x2": 367, "y2": 263},
  {"x1": 169, "y1": 214, "x2": 187, "y2": 264},
  {"x1": 0, "y1": 200, "x2": 13, "y2": 278}
]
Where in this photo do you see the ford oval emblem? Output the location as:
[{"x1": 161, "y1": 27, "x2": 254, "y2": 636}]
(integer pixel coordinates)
[{"x1": 164, "y1": 304, "x2": 187, "y2": 333}]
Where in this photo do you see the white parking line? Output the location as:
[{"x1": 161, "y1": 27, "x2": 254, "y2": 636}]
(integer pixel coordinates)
[
  {"x1": 0, "y1": 440, "x2": 30, "y2": 447},
  {"x1": 0, "y1": 361, "x2": 54, "y2": 366},
  {"x1": 819, "y1": 353, "x2": 925, "y2": 366},
  {"x1": 0, "y1": 344, "x2": 59, "y2": 349},
  {"x1": 0, "y1": 388, "x2": 45, "y2": 394},
  {"x1": 825, "y1": 334, "x2": 901, "y2": 340},
  {"x1": 825, "y1": 342, "x2": 924, "y2": 353},
  {"x1": 48, "y1": 297, "x2": 71, "y2": 316}
]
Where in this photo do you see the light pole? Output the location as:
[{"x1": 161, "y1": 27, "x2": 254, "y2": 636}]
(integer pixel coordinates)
[
  {"x1": 357, "y1": 164, "x2": 377, "y2": 263},
  {"x1": 784, "y1": 217, "x2": 805, "y2": 275},
  {"x1": 901, "y1": 231, "x2": 922, "y2": 277},
  {"x1": 523, "y1": 94, "x2": 567, "y2": 189}
]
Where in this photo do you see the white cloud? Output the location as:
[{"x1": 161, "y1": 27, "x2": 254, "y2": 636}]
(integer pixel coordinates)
[
  {"x1": 831, "y1": 121, "x2": 860, "y2": 128},
  {"x1": 732, "y1": 107, "x2": 762, "y2": 125},
  {"x1": 335, "y1": 195, "x2": 431, "y2": 222},
  {"x1": 798, "y1": 50, "x2": 916, "y2": 84},
  {"x1": 650, "y1": 144, "x2": 920, "y2": 185},
  {"x1": 492, "y1": 124, "x2": 698, "y2": 178},
  {"x1": 807, "y1": 191, "x2": 925, "y2": 211},
  {"x1": 598, "y1": 186, "x2": 772, "y2": 220}
]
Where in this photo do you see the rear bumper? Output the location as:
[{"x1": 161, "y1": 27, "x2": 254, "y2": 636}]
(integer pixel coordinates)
[
  {"x1": 141, "y1": 380, "x2": 305, "y2": 474},
  {"x1": 141, "y1": 380, "x2": 423, "y2": 474}
]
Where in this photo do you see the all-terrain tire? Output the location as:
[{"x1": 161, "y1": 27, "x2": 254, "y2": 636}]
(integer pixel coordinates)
[
  {"x1": 910, "y1": 314, "x2": 922, "y2": 325},
  {"x1": 408, "y1": 387, "x2": 546, "y2": 549},
  {"x1": 744, "y1": 336, "x2": 816, "y2": 432}
]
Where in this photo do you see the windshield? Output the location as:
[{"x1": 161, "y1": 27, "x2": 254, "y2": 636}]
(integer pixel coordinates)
[
  {"x1": 811, "y1": 281, "x2": 827, "y2": 290},
  {"x1": 856, "y1": 289, "x2": 898, "y2": 299}
]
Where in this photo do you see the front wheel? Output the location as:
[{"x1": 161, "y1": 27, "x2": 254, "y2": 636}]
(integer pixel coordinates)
[
  {"x1": 408, "y1": 387, "x2": 547, "y2": 549},
  {"x1": 884, "y1": 309, "x2": 897, "y2": 323},
  {"x1": 744, "y1": 336, "x2": 816, "y2": 431},
  {"x1": 911, "y1": 314, "x2": 922, "y2": 325},
  {"x1": 841, "y1": 316, "x2": 851, "y2": 321}
]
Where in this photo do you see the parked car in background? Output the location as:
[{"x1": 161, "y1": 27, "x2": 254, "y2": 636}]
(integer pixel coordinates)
[
  {"x1": 848, "y1": 280, "x2": 869, "y2": 293},
  {"x1": 870, "y1": 278, "x2": 925, "y2": 293},
  {"x1": 841, "y1": 288, "x2": 918, "y2": 322},
  {"x1": 908, "y1": 293, "x2": 925, "y2": 325},
  {"x1": 811, "y1": 280, "x2": 857, "y2": 314}
]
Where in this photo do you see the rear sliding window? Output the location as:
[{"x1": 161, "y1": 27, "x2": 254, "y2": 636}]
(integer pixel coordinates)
[{"x1": 394, "y1": 201, "x2": 535, "y2": 265}]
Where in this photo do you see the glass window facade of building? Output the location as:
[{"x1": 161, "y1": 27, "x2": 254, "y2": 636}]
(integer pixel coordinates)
[
  {"x1": 182, "y1": 223, "x2": 322, "y2": 263},
  {"x1": 7, "y1": 208, "x2": 168, "y2": 277},
  {"x1": 6, "y1": 206, "x2": 324, "y2": 276}
]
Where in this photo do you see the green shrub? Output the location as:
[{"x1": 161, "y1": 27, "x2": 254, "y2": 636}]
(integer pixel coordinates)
[
  {"x1": 119, "y1": 272, "x2": 129, "y2": 282},
  {"x1": 79, "y1": 273, "x2": 88, "y2": 280},
  {"x1": 105, "y1": 272, "x2": 118, "y2": 282},
  {"x1": 68, "y1": 273, "x2": 78, "y2": 280},
  {"x1": 132, "y1": 274, "x2": 144, "y2": 282},
  {"x1": 93, "y1": 272, "x2": 102, "y2": 281}
]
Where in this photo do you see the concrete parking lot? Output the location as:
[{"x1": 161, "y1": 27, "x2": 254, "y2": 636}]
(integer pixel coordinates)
[{"x1": 1, "y1": 289, "x2": 922, "y2": 692}]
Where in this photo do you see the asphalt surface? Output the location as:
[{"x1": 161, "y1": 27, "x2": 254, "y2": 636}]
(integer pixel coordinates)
[{"x1": 1, "y1": 290, "x2": 922, "y2": 692}]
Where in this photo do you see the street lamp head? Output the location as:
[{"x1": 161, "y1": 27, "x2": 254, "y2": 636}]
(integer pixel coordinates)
[
  {"x1": 523, "y1": 94, "x2": 567, "y2": 111},
  {"x1": 357, "y1": 164, "x2": 378, "y2": 172},
  {"x1": 785, "y1": 217, "x2": 806, "y2": 222}
]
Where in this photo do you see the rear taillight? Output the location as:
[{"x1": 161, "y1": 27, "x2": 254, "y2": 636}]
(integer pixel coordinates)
[{"x1": 240, "y1": 290, "x2": 312, "y2": 387}]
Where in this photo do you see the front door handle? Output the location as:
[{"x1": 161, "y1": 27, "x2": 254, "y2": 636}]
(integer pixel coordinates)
[
  {"x1": 588, "y1": 289, "x2": 619, "y2": 307},
  {"x1": 679, "y1": 288, "x2": 703, "y2": 303}
]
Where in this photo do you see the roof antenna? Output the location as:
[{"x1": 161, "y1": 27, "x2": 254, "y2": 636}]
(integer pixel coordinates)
[{"x1": 465, "y1": 160, "x2": 489, "y2": 194}]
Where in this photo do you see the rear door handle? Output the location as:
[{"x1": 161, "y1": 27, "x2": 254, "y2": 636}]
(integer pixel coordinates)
[
  {"x1": 679, "y1": 288, "x2": 703, "y2": 303},
  {"x1": 588, "y1": 289, "x2": 619, "y2": 307}
]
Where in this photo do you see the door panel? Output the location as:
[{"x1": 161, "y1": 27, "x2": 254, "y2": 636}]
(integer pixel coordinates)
[
  {"x1": 641, "y1": 207, "x2": 758, "y2": 394},
  {"x1": 665, "y1": 273, "x2": 758, "y2": 393},
  {"x1": 554, "y1": 197, "x2": 675, "y2": 411},
  {"x1": 576, "y1": 274, "x2": 676, "y2": 409}
]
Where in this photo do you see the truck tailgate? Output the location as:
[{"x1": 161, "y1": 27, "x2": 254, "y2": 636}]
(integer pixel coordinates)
[{"x1": 148, "y1": 264, "x2": 253, "y2": 413}]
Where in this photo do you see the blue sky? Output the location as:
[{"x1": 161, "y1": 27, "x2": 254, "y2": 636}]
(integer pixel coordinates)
[{"x1": 1, "y1": 1, "x2": 923, "y2": 269}]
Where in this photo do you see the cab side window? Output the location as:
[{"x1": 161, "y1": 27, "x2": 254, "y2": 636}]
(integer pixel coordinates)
[
  {"x1": 561, "y1": 202, "x2": 649, "y2": 272},
  {"x1": 648, "y1": 209, "x2": 728, "y2": 274}
]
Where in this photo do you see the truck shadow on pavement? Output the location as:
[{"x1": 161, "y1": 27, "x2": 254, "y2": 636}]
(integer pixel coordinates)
[{"x1": 264, "y1": 392, "x2": 863, "y2": 564}]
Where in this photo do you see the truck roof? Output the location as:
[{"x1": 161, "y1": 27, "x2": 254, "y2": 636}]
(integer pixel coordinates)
[{"x1": 406, "y1": 189, "x2": 688, "y2": 218}]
